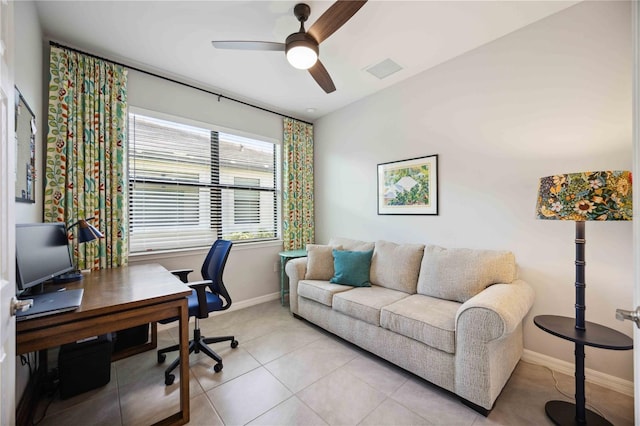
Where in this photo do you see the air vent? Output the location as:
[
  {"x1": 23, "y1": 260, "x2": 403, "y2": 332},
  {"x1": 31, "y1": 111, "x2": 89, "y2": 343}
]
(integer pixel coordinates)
[{"x1": 365, "y1": 59, "x2": 403, "y2": 80}]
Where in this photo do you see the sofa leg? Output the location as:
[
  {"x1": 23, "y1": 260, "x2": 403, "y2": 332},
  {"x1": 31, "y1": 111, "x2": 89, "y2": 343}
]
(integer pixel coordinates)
[{"x1": 460, "y1": 398, "x2": 491, "y2": 417}]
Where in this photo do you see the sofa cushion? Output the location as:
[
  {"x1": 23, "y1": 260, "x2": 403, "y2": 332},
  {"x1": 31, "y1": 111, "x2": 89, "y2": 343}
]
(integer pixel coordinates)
[
  {"x1": 298, "y1": 280, "x2": 353, "y2": 307},
  {"x1": 332, "y1": 285, "x2": 410, "y2": 326},
  {"x1": 305, "y1": 244, "x2": 342, "y2": 280},
  {"x1": 330, "y1": 249, "x2": 373, "y2": 287},
  {"x1": 370, "y1": 240, "x2": 425, "y2": 293},
  {"x1": 417, "y1": 245, "x2": 517, "y2": 303},
  {"x1": 328, "y1": 237, "x2": 375, "y2": 252},
  {"x1": 380, "y1": 294, "x2": 461, "y2": 354}
]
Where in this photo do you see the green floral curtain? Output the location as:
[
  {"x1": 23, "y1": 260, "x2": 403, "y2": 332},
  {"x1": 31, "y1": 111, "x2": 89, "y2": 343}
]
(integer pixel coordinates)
[
  {"x1": 282, "y1": 118, "x2": 314, "y2": 250},
  {"x1": 44, "y1": 46, "x2": 128, "y2": 270}
]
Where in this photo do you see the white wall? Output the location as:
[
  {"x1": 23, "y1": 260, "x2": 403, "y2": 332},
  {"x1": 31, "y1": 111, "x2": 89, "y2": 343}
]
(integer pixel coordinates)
[
  {"x1": 126, "y1": 69, "x2": 284, "y2": 303},
  {"x1": 314, "y1": 1, "x2": 634, "y2": 381},
  {"x1": 14, "y1": 0, "x2": 42, "y2": 224}
]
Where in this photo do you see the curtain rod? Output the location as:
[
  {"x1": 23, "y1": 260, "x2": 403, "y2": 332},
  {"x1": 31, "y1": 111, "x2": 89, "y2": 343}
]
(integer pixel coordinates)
[{"x1": 49, "y1": 40, "x2": 313, "y2": 126}]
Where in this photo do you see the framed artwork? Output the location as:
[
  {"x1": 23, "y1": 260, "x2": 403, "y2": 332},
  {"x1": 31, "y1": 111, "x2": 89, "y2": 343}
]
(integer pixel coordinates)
[
  {"x1": 377, "y1": 154, "x2": 438, "y2": 215},
  {"x1": 15, "y1": 86, "x2": 36, "y2": 203}
]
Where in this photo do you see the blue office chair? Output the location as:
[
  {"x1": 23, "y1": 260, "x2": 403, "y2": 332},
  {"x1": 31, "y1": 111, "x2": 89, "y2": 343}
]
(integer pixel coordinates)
[{"x1": 157, "y1": 239, "x2": 238, "y2": 385}]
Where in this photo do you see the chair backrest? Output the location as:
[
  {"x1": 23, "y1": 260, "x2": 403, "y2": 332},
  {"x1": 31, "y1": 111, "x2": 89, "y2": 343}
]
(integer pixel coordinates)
[{"x1": 201, "y1": 239, "x2": 233, "y2": 308}]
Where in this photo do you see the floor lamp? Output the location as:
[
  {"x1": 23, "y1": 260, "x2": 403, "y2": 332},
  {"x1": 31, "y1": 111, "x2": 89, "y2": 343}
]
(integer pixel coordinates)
[{"x1": 534, "y1": 170, "x2": 633, "y2": 425}]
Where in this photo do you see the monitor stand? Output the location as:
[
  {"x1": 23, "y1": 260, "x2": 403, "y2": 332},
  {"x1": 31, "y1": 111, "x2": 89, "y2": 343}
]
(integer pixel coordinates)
[{"x1": 53, "y1": 271, "x2": 84, "y2": 284}]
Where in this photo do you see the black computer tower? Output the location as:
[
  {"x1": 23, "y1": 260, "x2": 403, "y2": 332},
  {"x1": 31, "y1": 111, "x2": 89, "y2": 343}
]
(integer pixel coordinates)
[
  {"x1": 113, "y1": 323, "x2": 150, "y2": 353},
  {"x1": 58, "y1": 334, "x2": 112, "y2": 399}
]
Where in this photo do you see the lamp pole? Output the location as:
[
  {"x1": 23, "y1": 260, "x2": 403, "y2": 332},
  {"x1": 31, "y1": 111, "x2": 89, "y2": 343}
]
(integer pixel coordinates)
[{"x1": 574, "y1": 220, "x2": 586, "y2": 422}]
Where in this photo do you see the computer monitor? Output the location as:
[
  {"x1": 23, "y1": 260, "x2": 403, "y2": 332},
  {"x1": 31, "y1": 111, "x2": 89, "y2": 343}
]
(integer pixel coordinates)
[{"x1": 16, "y1": 222, "x2": 75, "y2": 293}]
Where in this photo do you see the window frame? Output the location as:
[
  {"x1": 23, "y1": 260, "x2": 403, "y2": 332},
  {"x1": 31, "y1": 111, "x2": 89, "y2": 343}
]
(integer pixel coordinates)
[{"x1": 127, "y1": 107, "x2": 282, "y2": 253}]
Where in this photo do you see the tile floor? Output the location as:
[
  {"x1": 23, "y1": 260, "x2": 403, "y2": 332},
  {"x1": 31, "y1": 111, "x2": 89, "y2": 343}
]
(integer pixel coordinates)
[{"x1": 35, "y1": 300, "x2": 634, "y2": 425}]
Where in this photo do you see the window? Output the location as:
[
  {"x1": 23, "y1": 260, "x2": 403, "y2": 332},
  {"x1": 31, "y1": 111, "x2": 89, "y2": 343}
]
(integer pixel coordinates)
[
  {"x1": 233, "y1": 177, "x2": 260, "y2": 224},
  {"x1": 128, "y1": 112, "x2": 279, "y2": 252}
]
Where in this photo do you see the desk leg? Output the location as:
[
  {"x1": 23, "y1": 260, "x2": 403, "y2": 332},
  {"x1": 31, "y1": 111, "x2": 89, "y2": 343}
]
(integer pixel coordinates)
[
  {"x1": 157, "y1": 300, "x2": 190, "y2": 426},
  {"x1": 178, "y1": 299, "x2": 190, "y2": 424}
]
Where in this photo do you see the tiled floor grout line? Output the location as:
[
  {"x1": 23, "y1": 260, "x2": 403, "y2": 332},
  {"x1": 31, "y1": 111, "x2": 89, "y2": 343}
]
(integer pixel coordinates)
[
  {"x1": 289, "y1": 395, "x2": 328, "y2": 426},
  {"x1": 336, "y1": 367, "x2": 391, "y2": 426},
  {"x1": 114, "y1": 366, "x2": 124, "y2": 426}
]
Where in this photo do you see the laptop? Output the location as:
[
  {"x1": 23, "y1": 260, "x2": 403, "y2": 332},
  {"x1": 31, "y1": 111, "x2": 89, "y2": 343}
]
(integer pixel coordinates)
[{"x1": 16, "y1": 288, "x2": 84, "y2": 322}]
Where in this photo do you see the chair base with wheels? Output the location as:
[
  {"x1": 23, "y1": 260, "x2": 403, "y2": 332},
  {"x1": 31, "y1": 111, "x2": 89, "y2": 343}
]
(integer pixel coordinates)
[
  {"x1": 157, "y1": 318, "x2": 238, "y2": 385},
  {"x1": 156, "y1": 239, "x2": 238, "y2": 385}
]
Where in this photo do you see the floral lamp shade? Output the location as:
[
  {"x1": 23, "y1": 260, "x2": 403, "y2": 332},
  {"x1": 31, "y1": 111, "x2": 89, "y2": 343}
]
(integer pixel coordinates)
[{"x1": 536, "y1": 171, "x2": 632, "y2": 221}]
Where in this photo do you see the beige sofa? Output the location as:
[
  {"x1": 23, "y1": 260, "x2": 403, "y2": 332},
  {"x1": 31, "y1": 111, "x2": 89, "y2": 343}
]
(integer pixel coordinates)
[{"x1": 285, "y1": 237, "x2": 535, "y2": 413}]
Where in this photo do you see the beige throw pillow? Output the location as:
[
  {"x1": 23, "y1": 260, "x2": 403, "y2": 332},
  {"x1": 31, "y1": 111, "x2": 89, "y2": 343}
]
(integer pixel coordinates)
[
  {"x1": 370, "y1": 240, "x2": 425, "y2": 294},
  {"x1": 305, "y1": 244, "x2": 342, "y2": 280},
  {"x1": 328, "y1": 237, "x2": 374, "y2": 252},
  {"x1": 417, "y1": 245, "x2": 517, "y2": 303}
]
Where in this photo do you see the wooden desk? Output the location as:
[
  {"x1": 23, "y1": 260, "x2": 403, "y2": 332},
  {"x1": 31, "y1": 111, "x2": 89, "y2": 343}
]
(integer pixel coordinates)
[{"x1": 16, "y1": 264, "x2": 192, "y2": 426}]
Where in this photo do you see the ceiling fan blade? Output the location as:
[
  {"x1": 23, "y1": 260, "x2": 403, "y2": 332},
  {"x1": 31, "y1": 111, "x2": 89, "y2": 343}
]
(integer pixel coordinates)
[
  {"x1": 308, "y1": 60, "x2": 336, "y2": 93},
  {"x1": 211, "y1": 41, "x2": 285, "y2": 51},
  {"x1": 307, "y1": 0, "x2": 367, "y2": 44}
]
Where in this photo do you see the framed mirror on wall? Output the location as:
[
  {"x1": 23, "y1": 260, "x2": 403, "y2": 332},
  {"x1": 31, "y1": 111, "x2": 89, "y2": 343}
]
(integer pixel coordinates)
[{"x1": 15, "y1": 86, "x2": 36, "y2": 203}]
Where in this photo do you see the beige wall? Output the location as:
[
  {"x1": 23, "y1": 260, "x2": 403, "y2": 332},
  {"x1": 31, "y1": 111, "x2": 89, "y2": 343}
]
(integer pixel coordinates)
[{"x1": 314, "y1": 1, "x2": 634, "y2": 381}]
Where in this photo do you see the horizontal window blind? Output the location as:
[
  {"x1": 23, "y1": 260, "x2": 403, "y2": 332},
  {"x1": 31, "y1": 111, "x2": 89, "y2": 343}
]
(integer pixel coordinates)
[{"x1": 128, "y1": 113, "x2": 279, "y2": 252}]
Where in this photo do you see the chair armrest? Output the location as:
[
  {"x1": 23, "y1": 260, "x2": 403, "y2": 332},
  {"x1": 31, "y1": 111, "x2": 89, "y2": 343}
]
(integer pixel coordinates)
[
  {"x1": 187, "y1": 280, "x2": 213, "y2": 318},
  {"x1": 455, "y1": 279, "x2": 535, "y2": 342},
  {"x1": 285, "y1": 257, "x2": 307, "y2": 314},
  {"x1": 170, "y1": 269, "x2": 194, "y2": 283},
  {"x1": 187, "y1": 280, "x2": 213, "y2": 289}
]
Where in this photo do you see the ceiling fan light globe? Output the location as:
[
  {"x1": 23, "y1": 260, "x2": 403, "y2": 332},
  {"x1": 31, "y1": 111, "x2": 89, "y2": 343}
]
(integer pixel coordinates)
[
  {"x1": 285, "y1": 32, "x2": 319, "y2": 70},
  {"x1": 286, "y1": 46, "x2": 318, "y2": 69}
]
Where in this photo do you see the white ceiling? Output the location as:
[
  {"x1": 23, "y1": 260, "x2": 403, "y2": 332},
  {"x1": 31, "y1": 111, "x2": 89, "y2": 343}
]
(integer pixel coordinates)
[{"x1": 34, "y1": 1, "x2": 579, "y2": 122}]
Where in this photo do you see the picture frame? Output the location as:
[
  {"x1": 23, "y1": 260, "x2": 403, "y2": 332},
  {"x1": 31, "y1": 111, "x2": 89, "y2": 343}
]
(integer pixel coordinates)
[
  {"x1": 377, "y1": 154, "x2": 438, "y2": 215},
  {"x1": 15, "y1": 86, "x2": 36, "y2": 203}
]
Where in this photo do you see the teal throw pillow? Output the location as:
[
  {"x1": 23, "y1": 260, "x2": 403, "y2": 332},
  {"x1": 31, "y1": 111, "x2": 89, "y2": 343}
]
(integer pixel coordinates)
[{"x1": 330, "y1": 249, "x2": 373, "y2": 287}]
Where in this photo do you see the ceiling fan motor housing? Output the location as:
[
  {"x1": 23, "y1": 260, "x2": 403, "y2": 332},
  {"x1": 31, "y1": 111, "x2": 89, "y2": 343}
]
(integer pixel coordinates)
[{"x1": 285, "y1": 32, "x2": 319, "y2": 56}]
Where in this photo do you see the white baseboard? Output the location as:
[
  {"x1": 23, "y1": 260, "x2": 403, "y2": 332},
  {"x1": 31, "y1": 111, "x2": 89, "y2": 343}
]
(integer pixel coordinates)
[
  {"x1": 228, "y1": 292, "x2": 281, "y2": 312},
  {"x1": 521, "y1": 349, "x2": 634, "y2": 397},
  {"x1": 208, "y1": 292, "x2": 282, "y2": 317}
]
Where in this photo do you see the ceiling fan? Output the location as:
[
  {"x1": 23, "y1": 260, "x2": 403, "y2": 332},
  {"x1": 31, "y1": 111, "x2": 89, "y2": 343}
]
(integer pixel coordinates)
[{"x1": 212, "y1": 1, "x2": 367, "y2": 94}]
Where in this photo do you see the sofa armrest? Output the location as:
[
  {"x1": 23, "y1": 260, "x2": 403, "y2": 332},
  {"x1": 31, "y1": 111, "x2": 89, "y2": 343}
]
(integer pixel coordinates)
[
  {"x1": 285, "y1": 257, "x2": 307, "y2": 314},
  {"x1": 454, "y1": 279, "x2": 534, "y2": 409},
  {"x1": 456, "y1": 279, "x2": 535, "y2": 342}
]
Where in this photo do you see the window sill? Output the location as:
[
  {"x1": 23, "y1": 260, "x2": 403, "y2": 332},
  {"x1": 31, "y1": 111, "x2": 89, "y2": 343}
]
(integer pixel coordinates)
[{"x1": 129, "y1": 240, "x2": 284, "y2": 261}]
